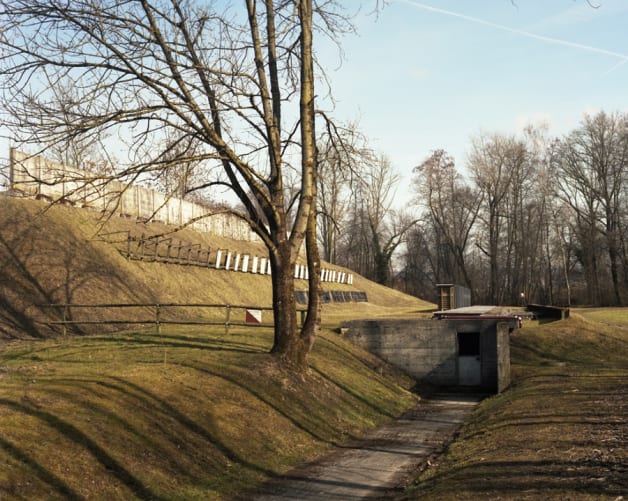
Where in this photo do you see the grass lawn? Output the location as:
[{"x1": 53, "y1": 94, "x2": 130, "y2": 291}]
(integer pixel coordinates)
[{"x1": 0, "y1": 325, "x2": 417, "y2": 500}]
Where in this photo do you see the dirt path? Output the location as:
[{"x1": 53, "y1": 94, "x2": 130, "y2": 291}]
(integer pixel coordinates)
[{"x1": 250, "y1": 392, "x2": 482, "y2": 500}]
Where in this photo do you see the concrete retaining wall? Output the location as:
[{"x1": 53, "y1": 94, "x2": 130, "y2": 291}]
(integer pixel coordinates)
[
  {"x1": 9, "y1": 149, "x2": 258, "y2": 241},
  {"x1": 342, "y1": 318, "x2": 513, "y2": 393}
]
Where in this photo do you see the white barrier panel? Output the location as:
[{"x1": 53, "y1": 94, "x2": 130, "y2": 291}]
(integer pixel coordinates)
[
  {"x1": 251, "y1": 256, "x2": 259, "y2": 274},
  {"x1": 259, "y1": 257, "x2": 267, "y2": 275},
  {"x1": 224, "y1": 251, "x2": 232, "y2": 270},
  {"x1": 215, "y1": 249, "x2": 223, "y2": 269},
  {"x1": 241, "y1": 254, "x2": 250, "y2": 273},
  {"x1": 233, "y1": 253, "x2": 241, "y2": 272}
]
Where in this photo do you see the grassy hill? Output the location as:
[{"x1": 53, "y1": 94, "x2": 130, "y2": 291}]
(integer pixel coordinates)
[
  {"x1": 0, "y1": 196, "x2": 433, "y2": 339},
  {"x1": 0, "y1": 195, "x2": 433, "y2": 499}
]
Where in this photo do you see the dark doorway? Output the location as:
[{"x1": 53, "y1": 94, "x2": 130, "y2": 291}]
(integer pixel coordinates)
[{"x1": 457, "y1": 332, "x2": 481, "y2": 386}]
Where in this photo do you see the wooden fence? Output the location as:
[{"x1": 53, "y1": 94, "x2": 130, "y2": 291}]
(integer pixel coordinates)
[
  {"x1": 96, "y1": 230, "x2": 354, "y2": 285},
  {"x1": 40, "y1": 303, "x2": 307, "y2": 336}
]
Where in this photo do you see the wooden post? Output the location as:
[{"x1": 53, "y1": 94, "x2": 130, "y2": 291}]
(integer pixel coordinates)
[
  {"x1": 63, "y1": 304, "x2": 68, "y2": 337},
  {"x1": 155, "y1": 303, "x2": 161, "y2": 334},
  {"x1": 225, "y1": 305, "x2": 231, "y2": 335},
  {"x1": 165, "y1": 238, "x2": 172, "y2": 261},
  {"x1": 139, "y1": 233, "x2": 146, "y2": 260}
]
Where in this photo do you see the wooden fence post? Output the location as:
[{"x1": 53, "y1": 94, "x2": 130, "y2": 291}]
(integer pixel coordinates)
[
  {"x1": 155, "y1": 303, "x2": 161, "y2": 334},
  {"x1": 63, "y1": 304, "x2": 68, "y2": 337},
  {"x1": 225, "y1": 305, "x2": 231, "y2": 335}
]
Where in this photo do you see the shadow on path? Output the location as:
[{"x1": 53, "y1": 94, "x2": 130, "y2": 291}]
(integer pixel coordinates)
[{"x1": 246, "y1": 392, "x2": 482, "y2": 501}]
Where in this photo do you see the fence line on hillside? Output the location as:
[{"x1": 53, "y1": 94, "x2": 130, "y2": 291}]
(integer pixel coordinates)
[
  {"x1": 9, "y1": 150, "x2": 356, "y2": 285},
  {"x1": 40, "y1": 303, "x2": 307, "y2": 336},
  {"x1": 95, "y1": 230, "x2": 355, "y2": 285}
]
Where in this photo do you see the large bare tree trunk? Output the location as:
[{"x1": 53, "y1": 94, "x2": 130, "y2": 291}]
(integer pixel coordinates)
[
  {"x1": 269, "y1": 241, "x2": 300, "y2": 363},
  {"x1": 267, "y1": 0, "x2": 318, "y2": 372}
]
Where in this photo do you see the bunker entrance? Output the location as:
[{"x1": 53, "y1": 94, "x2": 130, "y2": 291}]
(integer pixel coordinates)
[{"x1": 457, "y1": 332, "x2": 481, "y2": 386}]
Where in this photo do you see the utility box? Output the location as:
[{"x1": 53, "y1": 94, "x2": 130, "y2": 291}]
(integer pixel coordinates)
[{"x1": 436, "y1": 284, "x2": 471, "y2": 311}]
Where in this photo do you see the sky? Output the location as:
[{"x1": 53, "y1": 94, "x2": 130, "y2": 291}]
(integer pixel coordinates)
[
  {"x1": 318, "y1": 0, "x2": 628, "y2": 201},
  {"x1": 2, "y1": 0, "x2": 626, "y2": 204}
]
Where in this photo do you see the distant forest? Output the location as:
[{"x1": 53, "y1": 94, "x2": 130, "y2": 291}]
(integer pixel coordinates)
[{"x1": 319, "y1": 111, "x2": 628, "y2": 307}]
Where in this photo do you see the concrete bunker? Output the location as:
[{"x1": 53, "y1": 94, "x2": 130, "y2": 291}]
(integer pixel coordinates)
[{"x1": 342, "y1": 307, "x2": 520, "y2": 393}]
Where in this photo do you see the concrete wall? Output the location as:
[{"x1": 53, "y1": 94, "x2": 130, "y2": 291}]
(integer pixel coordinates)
[
  {"x1": 496, "y1": 323, "x2": 511, "y2": 392},
  {"x1": 341, "y1": 318, "x2": 514, "y2": 393},
  {"x1": 9, "y1": 149, "x2": 258, "y2": 242}
]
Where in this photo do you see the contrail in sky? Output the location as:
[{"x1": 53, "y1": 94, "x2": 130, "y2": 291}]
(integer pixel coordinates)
[{"x1": 397, "y1": 0, "x2": 628, "y2": 72}]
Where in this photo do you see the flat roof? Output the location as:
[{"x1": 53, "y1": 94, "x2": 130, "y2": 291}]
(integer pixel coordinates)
[{"x1": 436, "y1": 305, "x2": 497, "y2": 315}]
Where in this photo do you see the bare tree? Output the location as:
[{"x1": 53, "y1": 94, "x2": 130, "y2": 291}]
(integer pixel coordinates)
[
  {"x1": 469, "y1": 133, "x2": 526, "y2": 304},
  {"x1": 316, "y1": 121, "x2": 373, "y2": 263},
  {"x1": 43, "y1": 80, "x2": 113, "y2": 171},
  {"x1": 552, "y1": 111, "x2": 628, "y2": 305},
  {"x1": 400, "y1": 216, "x2": 440, "y2": 300},
  {"x1": 413, "y1": 149, "x2": 481, "y2": 295},
  {"x1": 145, "y1": 130, "x2": 211, "y2": 201},
  {"x1": 0, "y1": 0, "x2": 354, "y2": 371},
  {"x1": 339, "y1": 154, "x2": 413, "y2": 285}
]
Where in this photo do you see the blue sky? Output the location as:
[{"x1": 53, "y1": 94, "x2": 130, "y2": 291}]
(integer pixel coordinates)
[
  {"x1": 319, "y1": 0, "x2": 628, "y2": 199},
  {"x1": 2, "y1": 1, "x2": 626, "y2": 203}
]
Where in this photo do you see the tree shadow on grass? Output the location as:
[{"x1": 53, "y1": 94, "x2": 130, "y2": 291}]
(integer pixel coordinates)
[
  {"x1": 88, "y1": 332, "x2": 265, "y2": 355},
  {"x1": 0, "y1": 205, "x2": 156, "y2": 339},
  {"x1": 414, "y1": 458, "x2": 627, "y2": 498},
  {"x1": 310, "y1": 365, "x2": 400, "y2": 419},
  {"x1": 0, "y1": 436, "x2": 82, "y2": 500},
  {"x1": 178, "y1": 361, "x2": 356, "y2": 446},
  {"x1": 107, "y1": 375, "x2": 277, "y2": 477},
  {"x1": 33, "y1": 376, "x2": 276, "y2": 481},
  {"x1": 0, "y1": 398, "x2": 164, "y2": 501}
]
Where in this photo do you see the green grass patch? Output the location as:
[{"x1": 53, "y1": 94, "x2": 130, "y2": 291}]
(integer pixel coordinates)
[
  {"x1": 0, "y1": 325, "x2": 417, "y2": 500},
  {"x1": 401, "y1": 314, "x2": 628, "y2": 500}
]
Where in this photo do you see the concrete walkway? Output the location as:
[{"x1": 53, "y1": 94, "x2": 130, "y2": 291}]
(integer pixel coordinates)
[{"x1": 251, "y1": 393, "x2": 482, "y2": 500}]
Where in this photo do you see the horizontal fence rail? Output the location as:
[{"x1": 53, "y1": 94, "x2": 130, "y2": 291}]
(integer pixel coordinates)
[{"x1": 39, "y1": 303, "x2": 307, "y2": 336}]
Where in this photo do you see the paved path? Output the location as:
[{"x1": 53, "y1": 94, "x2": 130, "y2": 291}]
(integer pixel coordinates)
[{"x1": 251, "y1": 393, "x2": 482, "y2": 500}]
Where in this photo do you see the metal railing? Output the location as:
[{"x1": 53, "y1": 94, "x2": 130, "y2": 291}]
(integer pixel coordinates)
[{"x1": 40, "y1": 303, "x2": 307, "y2": 335}]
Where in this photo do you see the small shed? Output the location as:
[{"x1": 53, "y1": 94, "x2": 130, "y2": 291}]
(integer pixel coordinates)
[{"x1": 436, "y1": 284, "x2": 471, "y2": 311}]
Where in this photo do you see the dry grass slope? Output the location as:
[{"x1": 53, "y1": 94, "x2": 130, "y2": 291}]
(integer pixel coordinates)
[{"x1": 0, "y1": 196, "x2": 433, "y2": 339}]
